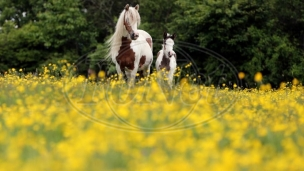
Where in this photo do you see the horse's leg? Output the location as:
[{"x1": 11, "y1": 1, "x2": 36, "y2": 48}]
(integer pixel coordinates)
[
  {"x1": 123, "y1": 69, "x2": 134, "y2": 87},
  {"x1": 155, "y1": 67, "x2": 165, "y2": 87},
  {"x1": 139, "y1": 66, "x2": 149, "y2": 85},
  {"x1": 167, "y1": 72, "x2": 174, "y2": 89},
  {"x1": 142, "y1": 66, "x2": 150, "y2": 78},
  {"x1": 128, "y1": 67, "x2": 138, "y2": 87},
  {"x1": 125, "y1": 70, "x2": 131, "y2": 81},
  {"x1": 115, "y1": 63, "x2": 125, "y2": 82},
  {"x1": 142, "y1": 50, "x2": 153, "y2": 81}
]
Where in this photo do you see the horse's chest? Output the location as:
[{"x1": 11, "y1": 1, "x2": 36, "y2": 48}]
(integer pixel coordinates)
[
  {"x1": 116, "y1": 38, "x2": 135, "y2": 71},
  {"x1": 159, "y1": 55, "x2": 171, "y2": 71}
]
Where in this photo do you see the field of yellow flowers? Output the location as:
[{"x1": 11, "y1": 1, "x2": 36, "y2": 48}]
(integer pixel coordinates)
[{"x1": 1, "y1": 66, "x2": 304, "y2": 171}]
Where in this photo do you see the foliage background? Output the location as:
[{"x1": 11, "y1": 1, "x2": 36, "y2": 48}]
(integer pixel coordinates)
[{"x1": 0, "y1": 0, "x2": 303, "y2": 87}]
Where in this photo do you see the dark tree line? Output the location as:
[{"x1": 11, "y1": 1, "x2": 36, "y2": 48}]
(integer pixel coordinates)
[{"x1": 0, "y1": 0, "x2": 303, "y2": 87}]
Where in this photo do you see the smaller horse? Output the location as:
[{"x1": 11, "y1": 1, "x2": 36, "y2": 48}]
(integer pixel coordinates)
[{"x1": 155, "y1": 32, "x2": 177, "y2": 88}]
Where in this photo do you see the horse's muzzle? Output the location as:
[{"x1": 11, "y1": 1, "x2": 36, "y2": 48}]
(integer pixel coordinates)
[
  {"x1": 130, "y1": 32, "x2": 139, "y2": 40},
  {"x1": 168, "y1": 51, "x2": 175, "y2": 58}
]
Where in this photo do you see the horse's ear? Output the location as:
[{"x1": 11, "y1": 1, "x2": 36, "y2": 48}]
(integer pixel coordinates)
[
  {"x1": 163, "y1": 31, "x2": 168, "y2": 39},
  {"x1": 125, "y1": 4, "x2": 130, "y2": 10},
  {"x1": 135, "y1": 4, "x2": 139, "y2": 11},
  {"x1": 172, "y1": 33, "x2": 177, "y2": 40}
]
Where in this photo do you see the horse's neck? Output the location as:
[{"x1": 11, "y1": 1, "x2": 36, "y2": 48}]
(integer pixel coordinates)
[
  {"x1": 161, "y1": 46, "x2": 167, "y2": 58},
  {"x1": 162, "y1": 49, "x2": 170, "y2": 59},
  {"x1": 121, "y1": 37, "x2": 132, "y2": 45},
  {"x1": 110, "y1": 29, "x2": 130, "y2": 50},
  {"x1": 118, "y1": 27, "x2": 130, "y2": 40},
  {"x1": 160, "y1": 51, "x2": 170, "y2": 66}
]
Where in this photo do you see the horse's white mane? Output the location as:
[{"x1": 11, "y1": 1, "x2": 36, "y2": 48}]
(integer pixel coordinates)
[{"x1": 106, "y1": 6, "x2": 141, "y2": 61}]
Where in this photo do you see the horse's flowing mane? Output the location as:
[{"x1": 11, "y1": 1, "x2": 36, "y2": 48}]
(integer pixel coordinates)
[{"x1": 106, "y1": 7, "x2": 141, "y2": 61}]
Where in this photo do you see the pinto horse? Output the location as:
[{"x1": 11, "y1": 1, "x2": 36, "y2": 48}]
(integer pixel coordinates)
[
  {"x1": 155, "y1": 32, "x2": 177, "y2": 88},
  {"x1": 107, "y1": 4, "x2": 153, "y2": 85}
]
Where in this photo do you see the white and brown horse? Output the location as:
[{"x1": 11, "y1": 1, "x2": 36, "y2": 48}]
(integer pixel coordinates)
[
  {"x1": 107, "y1": 4, "x2": 153, "y2": 85},
  {"x1": 156, "y1": 32, "x2": 177, "y2": 87}
]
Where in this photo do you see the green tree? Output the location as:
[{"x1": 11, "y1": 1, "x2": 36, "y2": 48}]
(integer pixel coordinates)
[
  {"x1": 0, "y1": 0, "x2": 97, "y2": 72},
  {"x1": 0, "y1": 0, "x2": 45, "y2": 27},
  {"x1": 170, "y1": 0, "x2": 303, "y2": 87},
  {"x1": 273, "y1": 0, "x2": 304, "y2": 82},
  {"x1": 0, "y1": 21, "x2": 45, "y2": 72},
  {"x1": 36, "y1": 0, "x2": 97, "y2": 55}
]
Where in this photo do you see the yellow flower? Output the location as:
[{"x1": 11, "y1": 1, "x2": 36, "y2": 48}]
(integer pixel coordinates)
[
  {"x1": 180, "y1": 77, "x2": 188, "y2": 85},
  {"x1": 2, "y1": 67, "x2": 304, "y2": 171},
  {"x1": 279, "y1": 82, "x2": 286, "y2": 89},
  {"x1": 77, "y1": 75, "x2": 86, "y2": 83},
  {"x1": 260, "y1": 83, "x2": 272, "y2": 91},
  {"x1": 16, "y1": 85, "x2": 25, "y2": 93},
  {"x1": 238, "y1": 72, "x2": 245, "y2": 79},
  {"x1": 254, "y1": 72, "x2": 263, "y2": 82},
  {"x1": 292, "y1": 78, "x2": 299, "y2": 85},
  {"x1": 98, "y1": 70, "x2": 106, "y2": 78}
]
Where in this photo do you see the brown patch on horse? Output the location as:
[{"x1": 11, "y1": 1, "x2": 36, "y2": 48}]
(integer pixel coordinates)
[
  {"x1": 159, "y1": 54, "x2": 170, "y2": 71},
  {"x1": 116, "y1": 37, "x2": 135, "y2": 72},
  {"x1": 139, "y1": 55, "x2": 146, "y2": 68},
  {"x1": 146, "y1": 38, "x2": 152, "y2": 48}
]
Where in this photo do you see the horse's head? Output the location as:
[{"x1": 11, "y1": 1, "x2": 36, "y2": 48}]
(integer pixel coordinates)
[
  {"x1": 123, "y1": 4, "x2": 140, "y2": 40},
  {"x1": 163, "y1": 31, "x2": 176, "y2": 58}
]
